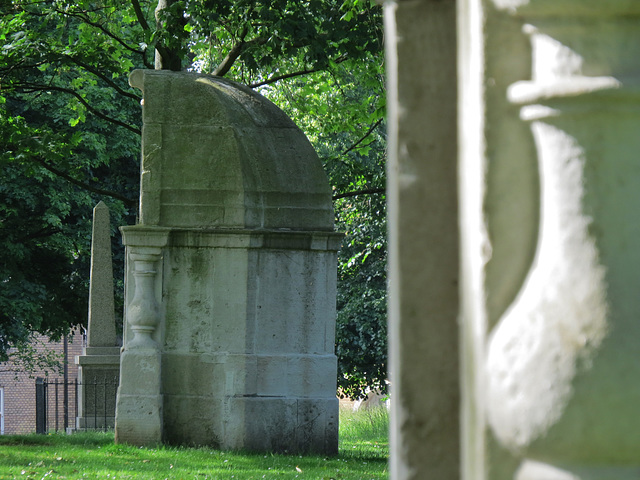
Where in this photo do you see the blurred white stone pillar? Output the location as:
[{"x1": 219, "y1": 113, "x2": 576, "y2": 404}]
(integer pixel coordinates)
[
  {"x1": 483, "y1": 1, "x2": 640, "y2": 478},
  {"x1": 458, "y1": 0, "x2": 537, "y2": 478},
  {"x1": 385, "y1": 1, "x2": 460, "y2": 479}
]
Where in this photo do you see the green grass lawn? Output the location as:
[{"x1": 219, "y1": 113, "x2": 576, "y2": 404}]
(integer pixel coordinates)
[{"x1": 0, "y1": 407, "x2": 388, "y2": 480}]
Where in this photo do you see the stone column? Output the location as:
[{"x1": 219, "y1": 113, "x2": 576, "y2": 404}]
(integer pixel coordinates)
[
  {"x1": 385, "y1": 1, "x2": 461, "y2": 479},
  {"x1": 485, "y1": 1, "x2": 640, "y2": 478},
  {"x1": 76, "y1": 201, "x2": 120, "y2": 430},
  {"x1": 114, "y1": 227, "x2": 169, "y2": 446}
]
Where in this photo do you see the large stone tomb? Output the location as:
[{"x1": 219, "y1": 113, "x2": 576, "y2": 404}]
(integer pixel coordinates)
[{"x1": 114, "y1": 70, "x2": 341, "y2": 454}]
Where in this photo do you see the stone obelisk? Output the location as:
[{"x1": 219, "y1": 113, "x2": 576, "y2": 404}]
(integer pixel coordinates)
[{"x1": 76, "y1": 201, "x2": 121, "y2": 430}]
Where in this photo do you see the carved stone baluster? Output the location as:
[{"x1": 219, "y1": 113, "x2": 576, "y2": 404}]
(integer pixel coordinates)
[
  {"x1": 127, "y1": 250, "x2": 162, "y2": 349},
  {"x1": 115, "y1": 228, "x2": 169, "y2": 446},
  {"x1": 486, "y1": 1, "x2": 640, "y2": 478}
]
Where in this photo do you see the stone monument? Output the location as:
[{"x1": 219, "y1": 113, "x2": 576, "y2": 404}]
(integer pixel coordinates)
[
  {"x1": 114, "y1": 70, "x2": 341, "y2": 453},
  {"x1": 76, "y1": 201, "x2": 120, "y2": 430}
]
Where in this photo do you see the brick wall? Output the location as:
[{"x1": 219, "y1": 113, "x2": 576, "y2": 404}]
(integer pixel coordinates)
[{"x1": 0, "y1": 331, "x2": 84, "y2": 434}]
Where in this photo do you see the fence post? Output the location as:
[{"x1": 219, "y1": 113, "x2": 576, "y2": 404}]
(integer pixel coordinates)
[
  {"x1": 54, "y1": 379, "x2": 59, "y2": 432},
  {"x1": 35, "y1": 378, "x2": 47, "y2": 434}
]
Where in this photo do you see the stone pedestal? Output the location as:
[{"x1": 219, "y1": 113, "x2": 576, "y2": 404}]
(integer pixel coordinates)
[
  {"x1": 76, "y1": 350, "x2": 120, "y2": 429},
  {"x1": 484, "y1": 1, "x2": 640, "y2": 478},
  {"x1": 114, "y1": 70, "x2": 340, "y2": 453}
]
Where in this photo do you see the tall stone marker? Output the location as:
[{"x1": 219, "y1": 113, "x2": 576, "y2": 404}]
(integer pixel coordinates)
[
  {"x1": 114, "y1": 70, "x2": 341, "y2": 453},
  {"x1": 76, "y1": 201, "x2": 120, "y2": 429}
]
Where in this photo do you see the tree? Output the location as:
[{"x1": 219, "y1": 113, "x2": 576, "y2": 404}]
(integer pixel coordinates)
[
  {"x1": 1, "y1": 0, "x2": 143, "y2": 359},
  {"x1": 0, "y1": 0, "x2": 387, "y2": 397}
]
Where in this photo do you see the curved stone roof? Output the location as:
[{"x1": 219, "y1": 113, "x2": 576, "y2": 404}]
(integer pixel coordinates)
[{"x1": 129, "y1": 70, "x2": 334, "y2": 231}]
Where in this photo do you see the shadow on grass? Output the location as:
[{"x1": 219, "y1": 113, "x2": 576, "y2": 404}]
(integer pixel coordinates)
[{"x1": 0, "y1": 431, "x2": 114, "y2": 447}]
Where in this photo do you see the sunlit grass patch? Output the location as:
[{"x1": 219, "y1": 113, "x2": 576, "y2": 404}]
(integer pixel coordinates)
[
  {"x1": 339, "y1": 404, "x2": 389, "y2": 462},
  {"x1": 0, "y1": 409, "x2": 388, "y2": 479}
]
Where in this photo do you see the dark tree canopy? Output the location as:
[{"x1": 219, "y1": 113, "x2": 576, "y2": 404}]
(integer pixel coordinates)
[{"x1": 0, "y1": 0, "x2": 386, "y2": 397}]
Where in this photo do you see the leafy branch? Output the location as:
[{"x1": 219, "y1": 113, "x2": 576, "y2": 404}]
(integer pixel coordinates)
[
  {"x1": 30, "y1": 156, "x2": 137, "y2": 207},
  {"x1": 341, "y1": 118, "x2": 383, "y2": 157},
  {"x1": 17, "y1": 83, "x2": 141, "y2": 135},
  {"x1": 63, "y1": 55, "x2": 142, "y2": 102},
  {"x1": 333, "y1": 188, "x2": 385, "y2": 201},
  {"x1": 130, "y1": 0, "x2": 151, "y2": 31},
  {"x1": 213, "y1": 35, "x2": 267, "y2": 77},
  {"x1": 249, "y1": 66, "x2": 323, "y2": 88},
  {"x1": 52, "y1": 6, "x2": 148, "y2": 58},
  {"x1": 249, "y1": 57, "x2": 348, "y2": 88}
]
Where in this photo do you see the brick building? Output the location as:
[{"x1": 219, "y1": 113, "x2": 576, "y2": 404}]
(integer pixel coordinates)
[{"x1": 0, "y1": 331, "x2": 84, "y2": 434}]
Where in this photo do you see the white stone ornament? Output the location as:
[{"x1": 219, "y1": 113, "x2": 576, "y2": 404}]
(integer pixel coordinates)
[{"x1": 487, "y1": 0, "x2": 640, "y2": 477}]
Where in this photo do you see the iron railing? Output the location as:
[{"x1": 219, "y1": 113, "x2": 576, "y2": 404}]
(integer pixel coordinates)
[{"x1": 35, "y1": 377, "x2": 118, "y2": 434}]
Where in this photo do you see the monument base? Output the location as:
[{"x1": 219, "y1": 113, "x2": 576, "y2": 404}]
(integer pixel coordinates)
[
  {"x1": 226, "y1": 396, "x2": 339, "y2": 455},
  {"x1": 115, "y1": 348, "x2": 163, "y2": 446},
  {"x1": 76, "y1": 349, "x2": 120, "y2": 431},
  {"x1": 114, "y1": 393, "x2": 163, "y2": 446}
]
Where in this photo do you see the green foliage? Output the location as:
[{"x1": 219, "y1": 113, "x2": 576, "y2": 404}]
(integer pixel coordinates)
[
  {"x1": 187, "y1": 0, "x2": 381, "y2": 77},
  {"x1": 1, "y1": 0, "x2": 387, "y2": 395},
  {"x1": 0, "y1": 0, "x2": 142, "y2": 357},
  {"x1": 335, "y1": 193, "x2": 387, "y2": 398}
]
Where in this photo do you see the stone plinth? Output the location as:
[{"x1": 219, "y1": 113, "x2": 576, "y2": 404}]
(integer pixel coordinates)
[
  {"x1": 76, "y1": 353, "x2": 120, "y2": 430},
  {"x1": 115, "y1": 71, "x2": 340, "y2": 453}
]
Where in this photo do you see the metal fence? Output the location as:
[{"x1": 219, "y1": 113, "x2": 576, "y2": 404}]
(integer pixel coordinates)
[{"x1": 35, "y1": 377, "x2": 118, "y2": 434}]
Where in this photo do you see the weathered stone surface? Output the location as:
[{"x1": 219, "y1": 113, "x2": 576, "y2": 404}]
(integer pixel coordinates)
[
  {"x1": 386, "y1": 0, "x2": 640, "y2": 478},
  {"x1": 115, "y1": 231, "x2": 168, "y2": 445},
  {"x1": 128, "y1": 70, "x2": 334, "y2": 231},
  {"x1": 484, "y1": 1, "x2": 640, "y2": 477},
  {"x1": 76, "y1": 367, "x2": 118, "y2": 429},
  {"x1": 224, "y1": 397, "x2": 338, "y2": 454},
  {"x1": 87, "y1": 201, "x2": 117, "y2": 348},
  {"x1": 384, "y1": 1, "x2": 461, "y2": 479},
  {"x1": 116, "y1": 71, "x2": 340, "y2": 454},
  {"x1": 454, "y1": 0, "x2": 640, "y2": 479}
]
